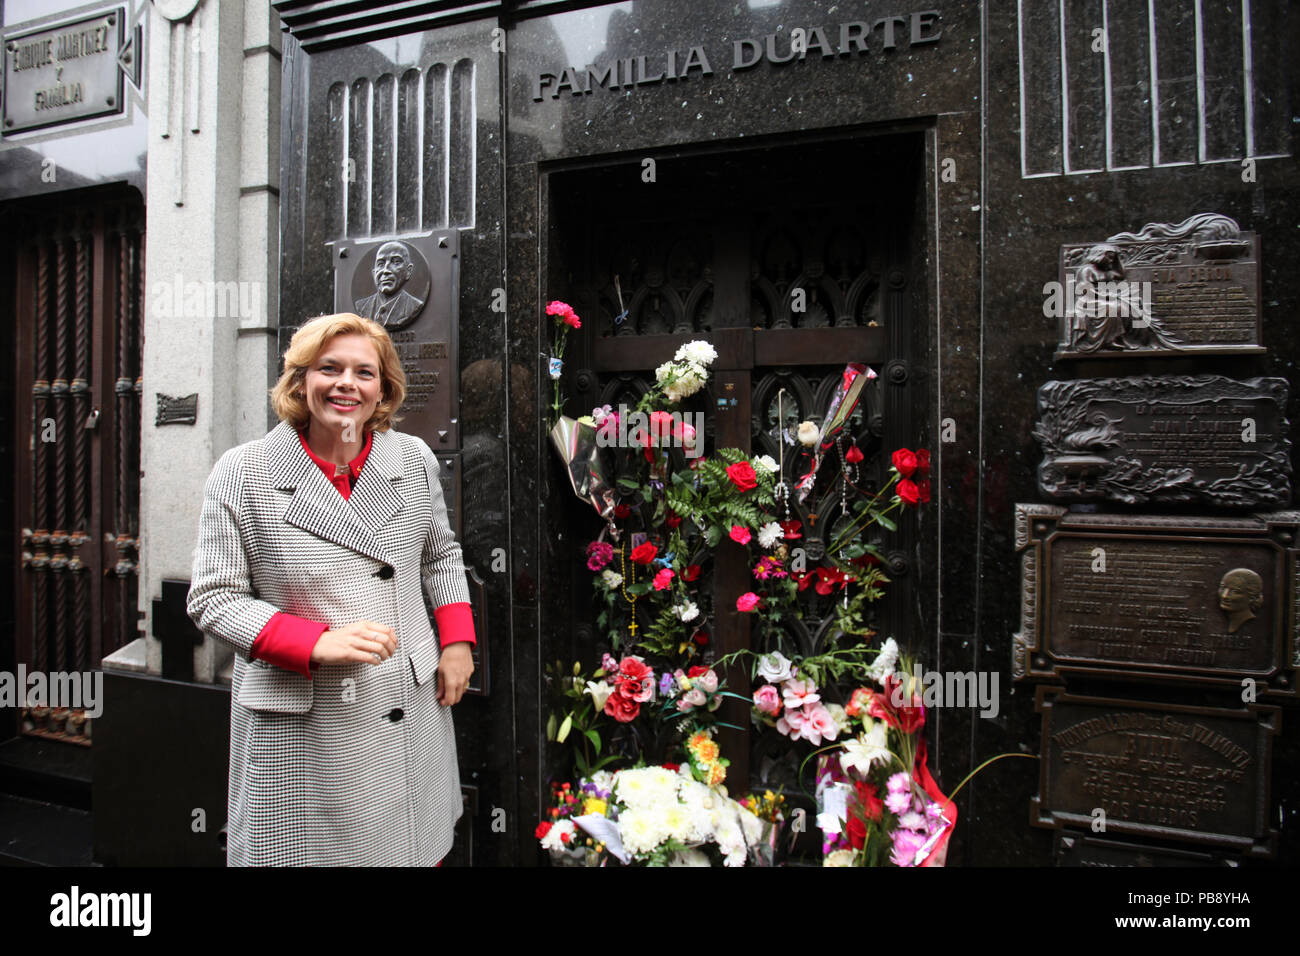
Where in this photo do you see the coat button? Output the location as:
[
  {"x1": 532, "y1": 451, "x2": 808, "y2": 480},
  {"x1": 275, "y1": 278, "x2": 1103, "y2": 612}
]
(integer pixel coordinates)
[
  {"x1": 386, "y1": 708, "x2": 405, "y2": 722},
  {"x1": 375, "y1": 565, "x2": 394, "y2": 579}
]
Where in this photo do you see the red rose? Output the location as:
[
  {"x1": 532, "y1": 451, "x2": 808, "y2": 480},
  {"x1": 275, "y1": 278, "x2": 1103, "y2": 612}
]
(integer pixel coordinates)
[
  {"x1": 614, "y1": 503, "x2": 631, "y2": 519},
  {"x1": 846, "y1": 811, "x2": 867, "y2": 851},
  {"x1": 856, "y1": 780, "x2": 884, "y2": 822},
  {"x1": 682, "y1": 564, "x2": 701, "y2": 582},
  {"x1": 687, "y1": 665, "x2": 709, "y2": 679},
  {"x1": 897, "y1": 479, "x2": 921, "y2": 506},
  {"x1": 666, "y1": 511, "x2": 682, "y2": 528},
  {"x1": 725, "y1": 461, "x2": 759, "y2": 492},
  {"x1": 629, "y1": 542, "x2": 658, "y2": 564},
  {"x1": 891, "y1": 448, "x2": 918, "y2": 477},
  {"x1": 604, "y1": 693, "x2": 640, "y2": 722}
]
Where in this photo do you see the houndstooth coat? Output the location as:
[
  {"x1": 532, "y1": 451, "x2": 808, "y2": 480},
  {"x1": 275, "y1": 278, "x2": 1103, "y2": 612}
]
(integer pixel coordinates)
[{"x1": 187, "y1": 420, "x2": 471, "y2": 866}]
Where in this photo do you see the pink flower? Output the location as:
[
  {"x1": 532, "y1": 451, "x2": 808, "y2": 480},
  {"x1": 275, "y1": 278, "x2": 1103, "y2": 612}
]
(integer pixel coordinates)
[
  {"x1": 652, "y1": 568, "x2": 674, "y2": 590},
  {"x1": 890, "y1": 828, "x2": 928, "y2": 867},
  {"x1": 693, "y1": 670, "x2": 719, "y2": 694},
  {"x1": 781, "y1": 678, "x2": 821, "y2": 710},
  {"x1": 736, "y1": 592, "x2": 760, "y2": 612},
  {"x1": 776, "y1": 707, "x2": 806, "y2": 740},
  {"x1": 585, "y1": 540, "x2": 614, "y2": 571},
  {"x1": 676, "y1": 689, "x2": 707, "y2": 712},
  {"x1": 801, "y1": 703, "x2": 840, "y2": 746},
  {"x1": 753, "y1": 684, "x2": 782, "y2": 716},
  {"x1": 885, "y1": 789, "x2": 913, "y2": 816},
  {"x1": 546, "y1": 300, "x2": 581, "y2": 328},
  {"x1": 729, "y1": 525, "x2": 752, "y2": 545}
]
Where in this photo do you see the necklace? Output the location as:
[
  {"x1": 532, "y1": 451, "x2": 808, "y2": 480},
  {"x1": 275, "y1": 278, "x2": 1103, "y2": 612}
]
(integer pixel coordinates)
[{"x1": 618, "y1": 546, "x2": 638, "y2": 641}]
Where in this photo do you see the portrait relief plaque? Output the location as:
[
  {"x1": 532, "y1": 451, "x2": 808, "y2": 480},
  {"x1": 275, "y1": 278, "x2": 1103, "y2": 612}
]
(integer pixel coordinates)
[
  {"x1": 1033, "y1": 687, "x2": 1279, "y2": 857},
  {"x1": 332, "y1": 231, "x2": 460, "y2": 449},
  {"x1": 1012, "y1": 506, "x2": 1299, "y2": 694},
  {"x1": 1055, "y1": 213, "x2": 1263, "y2": 359},
  {"x1": 1034, "y1": 376, "x2": 1291, "y2": 507}
]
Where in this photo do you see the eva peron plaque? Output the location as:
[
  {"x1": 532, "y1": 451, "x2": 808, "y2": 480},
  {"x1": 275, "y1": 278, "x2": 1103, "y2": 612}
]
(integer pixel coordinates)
[
  {"x1": 331, "y1": 230, "x2": 460, "y2": 449},
  {"x1": 1033, "y1": 687, "x2": 1279, "y2": 858},
  {"x1": 1034, "y1": 375, "x2": 1291, "y2": 507},
  {"x1": 1055, "y1": 213, "x2": 1263, "y2": 359},
  {"x1": 1012, "y1": 505, "x2": 1299, "y2": 695}
]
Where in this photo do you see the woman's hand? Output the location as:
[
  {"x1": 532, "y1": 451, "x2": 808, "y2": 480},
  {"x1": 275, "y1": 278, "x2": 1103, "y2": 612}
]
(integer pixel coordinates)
[
  {"x1": 437, "y1": 642, "x2": 474, "y2": 706},
  {"x1": 310, "y1": 620, "x2": 397, "y2": 666}
]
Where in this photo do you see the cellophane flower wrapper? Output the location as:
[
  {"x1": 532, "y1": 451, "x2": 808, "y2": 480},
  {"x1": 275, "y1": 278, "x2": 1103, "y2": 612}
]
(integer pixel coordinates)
[
  {"x1": 796, "y1": 362, "x2": 877, "y2": 502},
  {"x1": 548, "y1": 415, "x2": 617, "y2": 520}
]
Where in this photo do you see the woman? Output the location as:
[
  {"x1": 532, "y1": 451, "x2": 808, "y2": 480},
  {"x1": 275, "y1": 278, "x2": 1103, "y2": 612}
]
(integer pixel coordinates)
[{"x1": 187, "y1": 313, "x2": 475, "y2": 866}]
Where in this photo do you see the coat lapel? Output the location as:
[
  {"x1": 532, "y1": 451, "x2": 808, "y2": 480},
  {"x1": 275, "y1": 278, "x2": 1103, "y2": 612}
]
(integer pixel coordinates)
[{"x1": 265, "y1": 421, "x2": 407, "y2": 566}]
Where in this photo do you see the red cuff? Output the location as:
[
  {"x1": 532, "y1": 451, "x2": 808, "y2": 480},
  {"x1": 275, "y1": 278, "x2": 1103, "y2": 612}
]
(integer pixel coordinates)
[
  {"x1": 434, "y1": 602, "x2": 476, "y2": 649},
  {"x1": 251, "y1": 613, "x2": 328, "y2": 679}
]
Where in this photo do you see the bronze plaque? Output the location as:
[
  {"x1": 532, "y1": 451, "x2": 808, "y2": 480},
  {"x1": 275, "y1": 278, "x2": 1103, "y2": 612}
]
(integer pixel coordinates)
[
  {"x1": 1055, "y1": 213, "x2": 1263, "y2": 359},
  {"x1": 2, "y1": 8, "x2": 125, "y2": 134},
  {"x1": 1035, "y1": 376, "x2": 1290, "y2": 507},
  {"x1": 1053, "y1": 831, "x2": 1231, "y2": 867},
  {"x1": 332, "y1": 231, "x2": 460, "y2": 449},
  {"x1": 1033, "y1": 688, "x2": 1279, "y2": 857},
  {"x1": 1012, "y1": 506, "x2": 1299, "y2": 694}
]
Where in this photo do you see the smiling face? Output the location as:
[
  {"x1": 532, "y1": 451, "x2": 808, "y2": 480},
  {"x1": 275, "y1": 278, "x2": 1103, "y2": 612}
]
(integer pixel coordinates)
[
  {"x1": 372, "y1": 242, "x2": 414, "y2": 296},
  {"x1": 302, "y1": 333, "x2": 383, "y2": 436}
]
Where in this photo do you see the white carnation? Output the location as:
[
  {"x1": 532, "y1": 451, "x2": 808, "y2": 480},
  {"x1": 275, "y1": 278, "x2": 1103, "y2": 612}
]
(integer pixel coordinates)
[
  {"x1": 867, "y1": 638, "x2": 900, "y2": 681},
  {"x1": 757, "y1": 521, "x2": 783, "y2": 549},
  {"x1": 601, "y1": 569, "x2": 623, "y2": 588},
  {"x1": 540, "y1": 819, "x2": 576, "y2": 851},
  {"x1": 672, "y1": 601, "x2": 699, "y2": 622}
]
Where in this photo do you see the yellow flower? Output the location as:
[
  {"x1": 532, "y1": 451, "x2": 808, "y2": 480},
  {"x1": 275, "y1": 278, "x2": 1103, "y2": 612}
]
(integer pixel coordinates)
[
  {"x1": 583, "y1": 798, "x2": 608, "y2": 816},
  {"x1": 707, "y1": 763, "x2": 727, "y2": 787}
]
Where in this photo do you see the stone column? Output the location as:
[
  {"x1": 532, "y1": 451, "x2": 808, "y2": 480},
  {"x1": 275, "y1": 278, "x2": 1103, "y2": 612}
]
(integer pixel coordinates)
[{"x1": 106, "y1": 0, "x2": 281, "y2": 683}]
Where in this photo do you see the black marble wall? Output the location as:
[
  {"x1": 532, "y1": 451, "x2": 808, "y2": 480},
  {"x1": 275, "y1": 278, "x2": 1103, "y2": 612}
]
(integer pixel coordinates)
[{"x1": 275, "y1": 0, "x2": 1299, "y2": 865}]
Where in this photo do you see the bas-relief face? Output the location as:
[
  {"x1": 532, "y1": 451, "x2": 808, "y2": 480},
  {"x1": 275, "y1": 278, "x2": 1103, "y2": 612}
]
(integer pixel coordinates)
[
  {"x1": 1217, "y1": 568, "x2": 1263, "y2": 634},
  {"x1": 303, "y1": 333, "x2": 383, "y2": 438},
  {"x1": 372, "y1": 241, "x2": 415, "y2": 296}
]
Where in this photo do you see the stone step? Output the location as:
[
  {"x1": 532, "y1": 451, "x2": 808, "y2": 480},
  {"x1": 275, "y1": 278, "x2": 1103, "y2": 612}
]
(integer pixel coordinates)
[
  {"x1": 0, "y1": 793, "x2": 93, "y2": 867},
  {"x1": 0, "y1": 736, "x2": 92, "y2": 812}
]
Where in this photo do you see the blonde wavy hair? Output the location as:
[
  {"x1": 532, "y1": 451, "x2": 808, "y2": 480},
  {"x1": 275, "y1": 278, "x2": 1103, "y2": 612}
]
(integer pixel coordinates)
[{"x1": 270, "y1": 313, "x2": 406, "y2": 431}]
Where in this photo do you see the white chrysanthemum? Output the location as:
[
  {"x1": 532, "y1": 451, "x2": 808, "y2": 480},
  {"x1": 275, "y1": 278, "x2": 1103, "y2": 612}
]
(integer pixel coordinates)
[
  {"x1": 601, "y1": 569, "x2": 623, "y2": 588},
  {"x1": 867, "y1": 637, "x2": 900, "y2": 681},
  {"x1": 655, "y1": 361, "x2": 675, "y2": 385},
  {"x1": 840, "y1": 723, "x2": 892, "y2": 776},
  {"x1": 615, "y1": 766, "x2": 681, "y2": 810},
  {"x1": 753, "y1": 454, "x2": 779, "y2": 473},
  {"x1": 675, "y1": 340, "x2": 718, "y2": 367},
  {"x1": 757, "y1": 521, "x2": 783, "y2": 549},
  {"x1": 619, "y1": 807, "x2": 671, "y2": 857},
  {"x1": 737, "y1": 804, "x2": 764, "y2": 844},
  {"x1": 660, "y1": 803, "x2": 695, "y2": 843},
  {"x1": 540, "y1": 819, "x2": 576, "y2": 851},
  {"x1": 672, "y1": 601, "x2": 699, "y2": 622}
]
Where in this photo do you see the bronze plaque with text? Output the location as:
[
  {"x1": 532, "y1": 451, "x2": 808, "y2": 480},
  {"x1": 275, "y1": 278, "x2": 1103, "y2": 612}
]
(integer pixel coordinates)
[
  {"x1": 1013, "y1": 506, "x2": 1299, "y2": 694},
  {"x1": 1033, "y1": 688, "x2": 1278, "y2": 857},
  {"x1": 1035, "y1": 376, "x2": 1290, "y2": 507},
  {"x1": 331, "y1": 231, "x2": 460, "y2": 450},
  {"x1": 1055, "y1": 213, "x2": 1262, "y2": 359}
]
